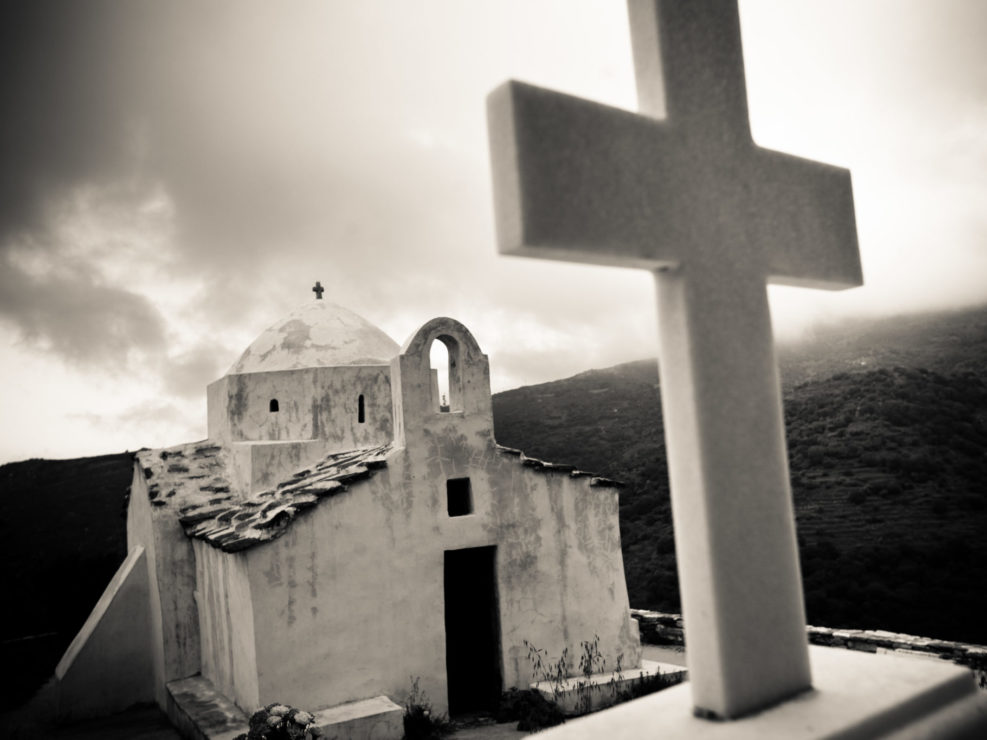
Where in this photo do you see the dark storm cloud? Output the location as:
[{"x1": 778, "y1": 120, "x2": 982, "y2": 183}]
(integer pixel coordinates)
[
  {"x1": 0, "y1": 1, "x2": 144, "y2": 241},
  {"x1": 4, "y1": 0, "x2": 985, "y2": 384},
  {"x1": 0, "y1": 1, "x2": 169, "y2": 366},
  {"x1": 0, "y1": 249, "x2": 166, "y2": 365},
  {"x1": 0, "y1": 1, "x2": 498, "y2": 326}
]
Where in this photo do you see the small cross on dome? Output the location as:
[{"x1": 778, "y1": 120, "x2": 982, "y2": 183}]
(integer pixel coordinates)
[{"x1": 312, "y1": 281, "x2": 325, "y2": 300}]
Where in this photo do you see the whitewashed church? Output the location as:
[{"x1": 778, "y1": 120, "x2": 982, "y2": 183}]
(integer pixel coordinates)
[{"x1": 52, "y1": 290, "x2": 642, "y2": 732}]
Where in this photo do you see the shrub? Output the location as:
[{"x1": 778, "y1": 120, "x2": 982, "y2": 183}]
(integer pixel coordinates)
[
  {"x1": 617, "y1": 669, "x2": 684, "y2": 702},
  {"x1": 234, "y1": 703, "x2": 321, "y2": 740},
  {"x1": 402, "y1": 677, "x2": 453, "y2": 740}
]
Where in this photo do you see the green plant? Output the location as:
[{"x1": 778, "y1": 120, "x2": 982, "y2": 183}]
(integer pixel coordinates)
[
  {"x1": 234, "y1": 703, "x2": 321, "y2": 740},
  {"x1": 402, "y1": 677, "x2": 453, "y2": 740},
  {"x1": 525, "y1": 635, "x2": 618, "y2": 716},
  {"x1": 524, "y1": 639, "x2": 569, "y2": 704},
  {"x1": 616, "y1": 669, "x2": 684, "y2": 702}
]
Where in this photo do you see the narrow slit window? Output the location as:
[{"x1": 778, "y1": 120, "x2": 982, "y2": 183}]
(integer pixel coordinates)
[
  {"x1": 358, "y1": 394, "x2": 366, "y2": 423},
  {"x1": 269, "y1": 399, "x2": 279, "y2": 413},
  {"x1": 447, "y1": 477, "x2": 473, "y2": 517}
]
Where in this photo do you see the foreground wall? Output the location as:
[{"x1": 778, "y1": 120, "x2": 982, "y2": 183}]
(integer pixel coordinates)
[{"x1": 53, "y1": 546, "x2": 154, "y2": 720}]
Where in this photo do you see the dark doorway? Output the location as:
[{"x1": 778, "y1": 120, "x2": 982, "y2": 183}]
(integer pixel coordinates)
[{"x1": 444, "y1": 546, "x2": 502, "y2": 716}]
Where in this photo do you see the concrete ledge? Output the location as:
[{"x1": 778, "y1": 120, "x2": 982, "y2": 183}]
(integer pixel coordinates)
[
  {"x1": 166, "y1": 675, "x2": 249, "y2": 740},
  {"x1": 312, "y1": 695, "x2": 403, "y2": 740},
  {"x1": 533, "y1": 660, "x2": 686, "y2": 715},
  {"x1": 630, "y1": 609, "x2": 987, "y2": 680},
  {"x1": 533, "y1": 645, "x2": 987, "y2": 738}
]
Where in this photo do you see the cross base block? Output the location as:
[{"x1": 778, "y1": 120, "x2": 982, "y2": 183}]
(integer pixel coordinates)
[{"x1": 533, "y1": 646, "x2": 987, "y2": 738}]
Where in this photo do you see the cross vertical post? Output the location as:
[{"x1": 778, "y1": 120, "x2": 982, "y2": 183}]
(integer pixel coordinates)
[{"x1": 487, "y1": 0, "x2": 861, "y2": 719}]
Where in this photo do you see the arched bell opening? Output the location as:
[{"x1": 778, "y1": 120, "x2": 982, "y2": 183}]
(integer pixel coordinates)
[{"x1": 428, "y1": 334, "x2": 462, "y2": 413}]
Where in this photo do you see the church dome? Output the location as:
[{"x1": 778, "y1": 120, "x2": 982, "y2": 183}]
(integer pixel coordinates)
[{"x1": 228, "y1": 300, "x2": 400, "y2": 374}]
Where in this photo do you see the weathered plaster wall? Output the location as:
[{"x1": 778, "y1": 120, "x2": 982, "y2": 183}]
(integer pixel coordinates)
[
  {"x1": 243, "y1": 474, "x2": 444, "y2": 713},
  {"x1": 227, "y1": 440, "x2": 328, "y2": 494},
  {"x1": 211, "y1": 366, "x2": 394, "y2": 494},
  {"x1": 232, "y1": 442, "x2": 638, "y2": 715},
  {"x1": 194, "y1": 540, "x2": 259, "y2": 710},
  {"x1": 127, "y1": 461, "x2": 201, "y2": 707},
  {"x1": 209, "y1": 366, "x2": 393, "y2": 448},
  {"x1": 53, "y1": 546, "x2": 154, "y2": 720},
  {"x1": 207, "y1": 376, "x2": 229, "y2": 441},
  {"x1": 246, "y1": 440, "x2": 333, "y2": 492}
]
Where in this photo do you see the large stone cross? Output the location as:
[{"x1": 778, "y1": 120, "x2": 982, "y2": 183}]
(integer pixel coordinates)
[{"x1": 487, "y1": 0, "x2": 861, "y2": 720}]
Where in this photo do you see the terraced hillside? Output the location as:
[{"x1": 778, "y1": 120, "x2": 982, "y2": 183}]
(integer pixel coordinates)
[{"x1": 494, "y1": 306, "x2": 987, "y2": 645}]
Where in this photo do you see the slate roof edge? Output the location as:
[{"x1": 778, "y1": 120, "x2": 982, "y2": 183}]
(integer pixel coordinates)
[
  {"x1": 137, "y1": 441, "x2": 231, "y2": 508},
  {"x1": 495, "y1": 444, "x2": 624, "y2": 488}
]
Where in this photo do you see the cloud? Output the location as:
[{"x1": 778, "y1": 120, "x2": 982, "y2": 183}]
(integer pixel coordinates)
[
  {"x1": 71, "y1": 399, "x2": 203, "y2": 450},
  {"x1": 1, "y1": 0, "x2": 986, "y2": 464},
  {"x1": 162, "y1": 343, "x2": 228, "y2": 400},
  {"x1": 0, "y1": 246, "x2": 166, "y2": 367},
  {"x1": 0, "y1": 1, "x2": 143, "y2": 243}
]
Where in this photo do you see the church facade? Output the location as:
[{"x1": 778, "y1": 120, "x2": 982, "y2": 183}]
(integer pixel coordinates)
[{"x1": 54, "y1": 296, "x2": 642, "y2": 724}]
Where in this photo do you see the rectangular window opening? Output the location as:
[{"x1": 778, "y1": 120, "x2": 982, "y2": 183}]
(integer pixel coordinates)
[{"x1": 447, "y1": 477, "x2": 473, "y2": 517}]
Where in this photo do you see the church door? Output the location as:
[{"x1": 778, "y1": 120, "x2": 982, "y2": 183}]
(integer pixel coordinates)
[{"x1": 444, "y1": 546, "x2": 502, "y2": 715}]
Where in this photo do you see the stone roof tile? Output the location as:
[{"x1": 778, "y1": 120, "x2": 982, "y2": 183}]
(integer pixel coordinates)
[
  {"x1": 496, "y1": 444, "x2": 623, "y2": 487},
  {"x1": 178, "y1": 444, "x2": 392, "y2": 552}
]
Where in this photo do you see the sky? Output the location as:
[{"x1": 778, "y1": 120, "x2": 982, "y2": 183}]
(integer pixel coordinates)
[{"x1": 1, "y1": 0, "x2": 985, "y2": 464}]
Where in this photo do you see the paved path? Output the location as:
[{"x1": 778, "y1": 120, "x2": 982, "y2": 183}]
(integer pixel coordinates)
[
  {"x1": 51, "y1": 706, "x2": 180, "y2": 740},
  {"x1": 451, "y1": 720, "x2": 529, "y2": 739},
  {"x1": 642, "y1": 643, "x2": 687, "y2": 667},
  {"x1": 1, "y1": 705, "x2": 181, "y2": 740}
]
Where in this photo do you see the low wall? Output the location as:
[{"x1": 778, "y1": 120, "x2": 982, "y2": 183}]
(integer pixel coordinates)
[
  {"x1": 630, "y1": 609, "x2": 987, "y2": 684},
  {"x1": 53, "y1": 546, "x2": 155, "y2": 719}
]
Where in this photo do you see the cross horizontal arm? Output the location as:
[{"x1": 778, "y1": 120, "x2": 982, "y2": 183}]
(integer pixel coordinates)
[
  {"x1": 488, "y1": 80, "x2": 689, "y2": 270},
  {"x1": 751, "y1": 149, "x2": 862, "y2": 289}
]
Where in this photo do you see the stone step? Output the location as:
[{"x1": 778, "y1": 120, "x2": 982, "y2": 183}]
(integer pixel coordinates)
[
  {"x1": 165, "y1": 676, "x2": 249, "y2": 740},
  {"x1": 311, "y1": 695, "x2": 404, "y2": 740}
]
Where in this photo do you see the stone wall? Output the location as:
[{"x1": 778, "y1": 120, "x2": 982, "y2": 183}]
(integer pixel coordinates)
[{"x1": 630, "y1": 609, "x2": 987, "y2": 684}]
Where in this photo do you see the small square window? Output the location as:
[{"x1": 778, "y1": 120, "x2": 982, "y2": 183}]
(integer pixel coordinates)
[{"x1": 447, "y1": 478, "x2": 473, "y2": 517}]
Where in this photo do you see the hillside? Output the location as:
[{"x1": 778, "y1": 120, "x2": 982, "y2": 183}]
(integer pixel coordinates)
[
  {"x1": 1, "y1": 306, "x2": 985, "y2": 709},
  {"x1": 776, "y1": 306, "x2": 987, "y2": 386},
  {"x1": 493, "y1": 305, "x2": 987, "y2": 644}
]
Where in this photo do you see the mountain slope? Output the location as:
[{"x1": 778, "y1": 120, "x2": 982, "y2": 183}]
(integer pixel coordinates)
[{"x1": 493, "y1": 306, "x2": 987, "y2": 644}]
